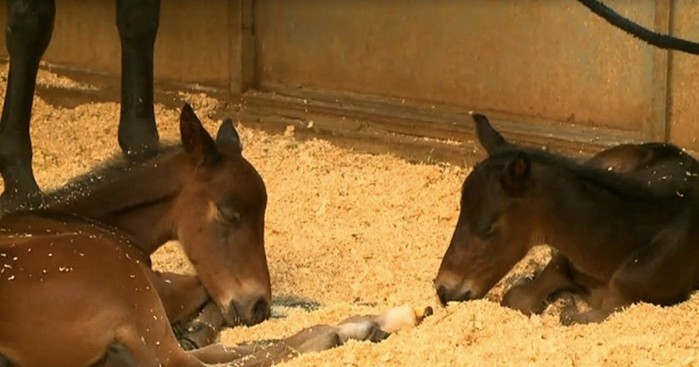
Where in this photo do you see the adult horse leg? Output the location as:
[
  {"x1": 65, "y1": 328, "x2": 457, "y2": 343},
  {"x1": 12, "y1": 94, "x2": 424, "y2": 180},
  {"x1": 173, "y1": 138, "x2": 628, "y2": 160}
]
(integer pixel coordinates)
[
  {"x1": 501, "y1": 253, "x2": 583, "y2": 315},
  {"x1": 115, "y1": 0, "x2": 160, "y2": 159},
  {"x1": 0, "y1": 0, "x2": 55, "y2": 209}
]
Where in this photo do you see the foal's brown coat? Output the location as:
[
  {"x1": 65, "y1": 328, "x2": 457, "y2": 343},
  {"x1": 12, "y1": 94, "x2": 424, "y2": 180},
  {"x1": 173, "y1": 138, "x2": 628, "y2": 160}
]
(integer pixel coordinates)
[
  {"x1": 10, "y1": 104, "x2": 273, "y2": 330},
  {"x1": 0, "y1": 213, "x2": 185, "y2": 366},
  {"x1": 0, "y1": 211, "x2": 431, "y2": 366}
]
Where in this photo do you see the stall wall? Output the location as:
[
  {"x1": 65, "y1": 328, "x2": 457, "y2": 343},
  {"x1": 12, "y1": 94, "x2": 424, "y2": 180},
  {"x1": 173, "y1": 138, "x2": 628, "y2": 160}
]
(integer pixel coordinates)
[
  {"x1": 2, "y1": 0, "x2": 698, "y2": 155},
  {"x1": 255, "y1": 0, "x2": 656, "y2": 132}
]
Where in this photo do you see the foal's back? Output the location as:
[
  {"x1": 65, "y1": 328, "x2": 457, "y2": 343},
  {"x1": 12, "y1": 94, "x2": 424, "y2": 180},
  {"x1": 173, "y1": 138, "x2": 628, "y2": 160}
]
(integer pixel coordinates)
[
  {"x1": 586, "y1": 142, "x2": 699, "y2": 196},
  {"x1": 0, "y1": 213, "x2": 193, "y2": 366}
]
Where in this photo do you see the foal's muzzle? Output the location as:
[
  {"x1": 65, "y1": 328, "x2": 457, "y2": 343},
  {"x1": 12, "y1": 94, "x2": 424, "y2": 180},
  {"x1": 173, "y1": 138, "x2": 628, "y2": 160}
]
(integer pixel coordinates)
[
  {"x1": 226, "y1": 296, "x2": 270, "y2": 326},
  {"x1": 436, "y1": 285, "x2": 473, "y2": 306}
]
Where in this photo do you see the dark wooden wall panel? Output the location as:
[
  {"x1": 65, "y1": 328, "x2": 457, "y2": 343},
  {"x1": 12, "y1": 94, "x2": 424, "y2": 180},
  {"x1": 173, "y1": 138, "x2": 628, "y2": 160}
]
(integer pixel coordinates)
[{"x1": 668, "y1": 0, "x2": 699, "y2": 151}]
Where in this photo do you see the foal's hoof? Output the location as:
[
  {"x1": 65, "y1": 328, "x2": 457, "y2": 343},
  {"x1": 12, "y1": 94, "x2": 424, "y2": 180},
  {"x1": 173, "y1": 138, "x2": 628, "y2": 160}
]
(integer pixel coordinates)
[
  {"x1": 368, "y1": 328, "x2": 391, "y2": 343},
  {"x1": 177, "y1": 303, "x2": 224, "y2": 350},
  {"x1": 285, "y1": 325, "x2": 342, "y2": 354},
  {"x1": 178, "y1": 338, "x2": 199, "y2": 351},
  {"x1": 374, "y1": 304, "x2": 433, "y2": 333},
  {"x1": 559, "y1": 302, "x2": 580, "y2": 326}
]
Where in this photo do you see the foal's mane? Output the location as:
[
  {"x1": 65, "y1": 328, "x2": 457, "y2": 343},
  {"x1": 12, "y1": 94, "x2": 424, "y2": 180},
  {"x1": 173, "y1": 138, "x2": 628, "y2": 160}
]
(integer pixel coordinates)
[
  {"x1": 481, "y1": 147, "x2": 693, "y2": 203},
  {"x1": 36, "y1": 142, "x2": 183, "y2": 211}
]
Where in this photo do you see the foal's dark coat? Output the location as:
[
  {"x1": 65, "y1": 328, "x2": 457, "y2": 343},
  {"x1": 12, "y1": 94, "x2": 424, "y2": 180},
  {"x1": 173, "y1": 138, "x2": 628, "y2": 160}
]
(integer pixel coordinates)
[{"x1": 435, "y1": 113, "x2": 699, "y2": 324}]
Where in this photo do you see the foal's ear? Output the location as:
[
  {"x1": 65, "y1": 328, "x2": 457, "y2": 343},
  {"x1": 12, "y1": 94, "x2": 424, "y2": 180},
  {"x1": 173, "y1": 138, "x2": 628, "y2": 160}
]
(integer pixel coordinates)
[
  {"x1": 179, "y1": 103, "x2": 220, "y2": 166},
  {"x1": 215, "y1": 118, "x2": 243, "y2": 152},
  {"x1": 501, "y1": 151, "x2": 531, "y2": 193},
  {"x1": 471, "y1": 112, "x2": 511, "y2": 155}
]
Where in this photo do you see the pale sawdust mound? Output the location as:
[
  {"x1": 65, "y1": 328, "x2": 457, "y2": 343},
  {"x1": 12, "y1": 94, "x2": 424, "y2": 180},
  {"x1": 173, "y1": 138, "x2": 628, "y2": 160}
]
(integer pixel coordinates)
[{"x1": 2, "y1": 64, "x2": 698, "y2": 366}]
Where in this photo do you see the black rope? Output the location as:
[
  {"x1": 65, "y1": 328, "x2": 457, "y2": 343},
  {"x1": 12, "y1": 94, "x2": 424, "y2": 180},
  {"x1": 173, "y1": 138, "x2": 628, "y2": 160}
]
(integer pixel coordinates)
[{"x1": 576, "y1": 0, "x2": 699, "y2": 55}]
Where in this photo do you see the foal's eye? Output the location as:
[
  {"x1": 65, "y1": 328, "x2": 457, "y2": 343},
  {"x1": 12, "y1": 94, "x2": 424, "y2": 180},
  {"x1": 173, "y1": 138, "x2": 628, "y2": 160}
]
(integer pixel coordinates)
[
  {"x1": 478, "y1": 218, "x2": 498, "y2": 239},
  {"x1": 217, "y1": 205, "x2": 242, "y2": 224},
  {"x1": 480, "y1": 224, "x2": 496, "y2": 238}
]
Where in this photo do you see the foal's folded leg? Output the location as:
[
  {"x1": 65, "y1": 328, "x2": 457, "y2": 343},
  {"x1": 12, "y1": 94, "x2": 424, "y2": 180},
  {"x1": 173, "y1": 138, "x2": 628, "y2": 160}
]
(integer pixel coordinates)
[
  {"x1": 146, "y1": 271, "x2": 210, "y2": 322},
  {"x1": 177, "y1": 301, "x2": 225, "y2": 351},
  {"x1": 562, "y1": 214, "x2": 696, "y2": 325},
  {"x1": 143, "y1": 270, "x2": 224, "y2": 349},
  {"x1": 189, "y1": 305, "x2": 432, "y2": 365},
  {"x1": 187, "y1": 344, "x2": 260, "y2": 364},
  {"x1": 501, "y1": 253, "x2": 581, "y2": 315},
  {"x1": 559, "y1": 287, "x2": 628, "y2": 325},
  {"x1": 190, "y1": 325, "x2": 342, "y2": 367}
]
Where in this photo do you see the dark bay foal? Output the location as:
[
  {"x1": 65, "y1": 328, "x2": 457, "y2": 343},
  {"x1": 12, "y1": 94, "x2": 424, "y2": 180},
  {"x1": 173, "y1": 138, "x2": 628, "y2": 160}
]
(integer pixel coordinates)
[
  {"x1": 435, "y1": 113, "x2": 699, "y2": 324},
  {"x1": 0, "y1": 0, "x2": 160, "y2": 209}
]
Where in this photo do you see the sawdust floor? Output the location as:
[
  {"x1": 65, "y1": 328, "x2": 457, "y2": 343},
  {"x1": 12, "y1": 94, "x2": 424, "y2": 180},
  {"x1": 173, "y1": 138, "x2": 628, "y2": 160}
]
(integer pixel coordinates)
[{"x1": 2, "y1": 64, "x2": 698, "y2": 366}]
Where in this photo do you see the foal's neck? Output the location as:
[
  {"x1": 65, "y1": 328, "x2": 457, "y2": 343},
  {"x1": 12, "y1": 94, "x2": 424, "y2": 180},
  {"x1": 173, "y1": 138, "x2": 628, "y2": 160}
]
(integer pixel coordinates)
[
  {"x1": 531, "y1": 166, "x2": 684, "y2": 279},
  {"x1": 48, "y1": 150, "x2": 187, "y2": 254}
]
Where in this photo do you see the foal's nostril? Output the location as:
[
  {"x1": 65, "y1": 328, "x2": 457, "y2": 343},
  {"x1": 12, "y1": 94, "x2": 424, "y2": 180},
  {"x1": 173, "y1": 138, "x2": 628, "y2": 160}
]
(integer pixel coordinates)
[
  {"x1": 229, "y1": 297, "x2": 271, "y2": 326},
  {"x1": 436, "y1": 285, "x2": 449, "y2": 306},
  {"x1": 227, "y1": 300, "x2": 241, "y2": 325},
  {"x1": 252, "y1": 298, "x2": 270, "y2": 324},
  {"x1": 460, "y1": 291, "x2": 473, "y2": 302},
  {"x1": 437, "y1": 285, "x2": 472, "y2": 305}
]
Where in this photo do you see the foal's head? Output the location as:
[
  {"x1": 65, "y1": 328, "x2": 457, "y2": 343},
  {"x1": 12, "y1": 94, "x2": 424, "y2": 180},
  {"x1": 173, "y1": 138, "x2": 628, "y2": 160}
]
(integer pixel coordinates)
[
  {"x1": 435, "y1": 150, "x2": 535, "y2": 305},
  {"x1": 174, "y1": 104, "x2": 270, "y2": 326},
  {"x1": 435, "y1": 113, "x2": 534, "y2": 305}
]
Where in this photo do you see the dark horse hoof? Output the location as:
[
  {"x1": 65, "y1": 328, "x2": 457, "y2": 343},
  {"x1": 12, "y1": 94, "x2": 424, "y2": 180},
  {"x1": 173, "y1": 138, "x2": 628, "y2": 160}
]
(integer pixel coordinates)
[
  {"x1": 118, "y1": 117, "x2": 160, "y2": 160},
  {"x1": 0, "y1": 189, "x2": 44, "y2": 216},
  {"x1": 0, "y1": 139, "x2": 43, "y2": 213}
]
